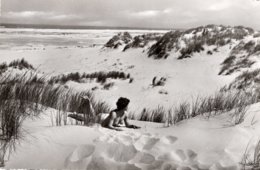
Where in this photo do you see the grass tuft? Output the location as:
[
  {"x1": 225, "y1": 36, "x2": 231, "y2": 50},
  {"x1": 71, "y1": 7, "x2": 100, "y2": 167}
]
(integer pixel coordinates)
[{"x1": 137, "y1": 91, "x2": 257, "y2": 125}]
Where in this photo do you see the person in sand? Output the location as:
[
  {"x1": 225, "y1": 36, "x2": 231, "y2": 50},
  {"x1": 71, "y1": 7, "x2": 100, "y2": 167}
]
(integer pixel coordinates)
[
  {"x1": 69, "y1": 96, "x2": 140, "y2": 131},
  {"x1": 101, "y1": 97, "x2": 140, "y2": 131}
]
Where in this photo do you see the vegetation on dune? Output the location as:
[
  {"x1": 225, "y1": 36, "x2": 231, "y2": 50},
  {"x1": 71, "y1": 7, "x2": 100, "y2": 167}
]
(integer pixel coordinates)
[
  {"x1": 252, "y1": 141, "x2": 260, "y2": 169},
  {"x1": 0, "y1": 59, "x2": 113, "y2": 165},
  {"x1": 133, "y1": 91, "x2": 257, "y2": 125},
  {"x1": 0, "y1": 63, "x2": 8, "y2": 76},
  {"x1": 148, "y1": 31, "x2": 182, "y2": 59},
  {"x1": 148, "y1": 25, "x2": 255, "y2": 59},
  {"x1": 49, "y1": 71, "x2": 131, "y2": 84},
  {"x1": 8, "y1": 59, "x2": 35, "y2": 70},
  {"x1": 0, "y1": 59, "x2": 133, "y2": 133},
  {"x1": 1, "y1": 64, "x2": 131, "y2": 86},
  {"x1": 104, "y1": 32, "x2": 132, "y2": 49},
  {"x1": 178, "y1": 41, "x2": 204, "y2": 59},
  {"x1": 0, "y1": 73, "x2": 111, "y2": 122},
  {"x1": 103, "y1": 25, "x2": 260, "y2": 78},
  {"x1": 219, "y1": 38, "x2": 260, "y2": 75},
  {"x1": 0, "y1": 58, "x2": 34, "y2": 75},
  {"x1": 222, "y1": 68, "x2": 260, "y2": 93},
  {"x1": 152, "y1": 76, "x2": 167, "y2": 87},
  {"x1": 231, "y1": 40, "x2": 260, "y2": 57},
  {"x1": 0, "y1": 59, "x2": 258, "y2": 137},
  {"x1": 104, "y1": 31, "x2": 162, "y2": 51},
  {"x1": 219, "y1": 55, "x2": 236, "y2": 74},
  {"x1": 219, "y1": 55, "x2": 255, "y2": 75},
  {"x1": 123, "y1": 33, "x2": 162, "y2": 51},
  {"x1": 102, "y1": 82, "x2": 115, "y2": 90},
  {"x1": 0, "y1": 70, "x2": 113, "y2": 165},
  {"x1": 104, "y1": 25, "x2": 259, "y2": 76},
  {"x1": 241, "y1": 139, "x2": 260, "y2": 170}
]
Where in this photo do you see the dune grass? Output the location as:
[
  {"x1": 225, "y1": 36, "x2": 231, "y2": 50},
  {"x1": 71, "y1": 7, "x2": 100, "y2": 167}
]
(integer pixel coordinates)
[
  {"x1": 49, "y1": 71, "x2": 131, "y2": 84},
  {"x1": 1, "y1": 59, "x2": 257, "y2": 129},
  {"x1": 251, "y1": 140, "x2": 260, "y2": 169},
  {"x1": 0, "y1": 70, "x2": 111, "y2": 165},
  {"x1": 241, "y1": 139, "x2": 260, "y2": 170},
  {"x1": 135, "y1": 91, "x2": 257, "y2": 125},
  {"x1": 253, "y1": 140, "x2": 260, "y2": 169}
]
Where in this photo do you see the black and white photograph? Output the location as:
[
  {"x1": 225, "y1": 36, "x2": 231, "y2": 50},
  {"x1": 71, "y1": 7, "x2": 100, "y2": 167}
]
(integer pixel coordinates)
[{"x1": 1, "y1": 0, "x2": 260, "y2": 169}]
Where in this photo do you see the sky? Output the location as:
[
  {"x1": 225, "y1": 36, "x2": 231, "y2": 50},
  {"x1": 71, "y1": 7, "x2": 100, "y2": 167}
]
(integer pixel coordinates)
[{"x1": 1, "y1": 0, "x2": 260, "y2": 30}]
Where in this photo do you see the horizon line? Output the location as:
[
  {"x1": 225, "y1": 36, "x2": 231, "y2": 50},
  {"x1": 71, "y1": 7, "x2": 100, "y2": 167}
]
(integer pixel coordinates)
[{"x1": 0, "y1": 23, "x2": 179, "y2": 31}]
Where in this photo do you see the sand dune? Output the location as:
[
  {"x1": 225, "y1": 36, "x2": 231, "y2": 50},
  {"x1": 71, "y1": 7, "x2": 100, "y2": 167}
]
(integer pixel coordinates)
[{"x1": 5, "y1": 102, "x2": 260, "y2": 169}]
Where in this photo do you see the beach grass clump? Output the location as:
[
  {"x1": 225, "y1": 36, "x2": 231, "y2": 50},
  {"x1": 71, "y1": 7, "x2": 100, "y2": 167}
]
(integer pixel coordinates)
[
  {"x1": 252, "y1": 140, "x2": 260, "y2": 169},
  {"x1": 174, "y1": 91, "x2": 255, "y2": 124},
  {"x1": 8, "y1": 58, "x2": 34, "y2": 70},
  {"x1": 137, "y1": 91, "x2": 257, "y2": 125},
  {"x1": 103, "y1": 82, "x2": 115, "y2": 90},
  {"x1": 138, "y1": 106, "x2": 167, "y2": 123},
  {"x1": 148, "y1": 31, "x2": 182, "y2": 59},
  {"x1": 254, "y1": 44, "x2": 260, "y2": 54},
  {"x1": 123, "y1": 33, "x2": 162, "y2": 51},
  {"x1": 0, "y1": 59, "x2": 35, "y2": 77},
  {"x1": 241, "y1": 140, "x2": 260, "y2": 170},
  {"x1": 178, "y1": 41, "x2": 204, "y2": 60},
  {"x1": 223, "y1": 69, "x2": 260, "y2": 92},
  {"x1": 0, "y1": 63, "x2": 8, "y2": 73},
  {"x1": 104, "y1": 32, "x2": 132, "y2": 49},
  {"x1": 152, "y1": 76, "x2": 167, "y2": 86},
  {"x1": 219, "y1": 56, "x2": 255, "y2": 75},
  {"x1": 218, "y1": 55, "x2": 236, "y2": 75},
  {"x1": 0, "y1": 71, "x2": 110, "y2": 134},
  {"x1": 49, "y1": 71, "x2": 130, "y2": 84}
]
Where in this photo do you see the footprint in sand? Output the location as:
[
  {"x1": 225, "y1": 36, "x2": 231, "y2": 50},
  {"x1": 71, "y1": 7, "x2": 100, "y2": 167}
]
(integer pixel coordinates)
[
  {"x1": 143, "y1": 132, "x2": 152, "y2": 136},
  {"x1": 134, "y1": 136, "x2": 159, "y2": 150},
  {"x1": 94, "y1": 134, "x2": 116, "y2": 143},
  {"x1": 161, "y1": 135, "x2": 178, "y2": 145},
  {"x1": 158, "y1": 149, "x2": 198, "y2": 164},
  {"x1": 210, "y1": 162, "x2": 238, "y2": 170},
  {"x1": 175, "y1": 149, "x2": 187, "y2": 161},
  {"x1": 178, "y1": 166, "x2": 193, "y2": 170},
  {"x1": 158, "y1": 149, "x2": 187, "y2": 162},
  {"x1": 122, "y1": 163, "x2": 142, "y2": 170},
  {"x1": 87, "y1": 156, "x2": 107, "y2": 170},
  {"x1": 105, "y1": 143, "x2": 138, "y2": 162},
  {"x1": 186, "y1": 149, "x2": 197, "y2": 161},
  {"x1": 142, "y1": 137, "x2": 160, "y2": 150},
  {"x1": 130, "y1": 152, "x2": 156, "y2": 164},
  {"x1": 158, "y1": 152, "x2": 178, "y2": 162},
  {"x1": 114, "y1": 134, "x2": 133, "y2": 145},
  {"x1": 161, "y1": 163, "x2": 178, "y2": 170},
  {"x1": 68, "y1": 144, "x2": 95, "y2": 162},
  {"x1": 139, "y1": 152, "x2": 155, "y2": 164},
  {"x1": 147, "y1": 160, "x2": 164, "y2": 170}
]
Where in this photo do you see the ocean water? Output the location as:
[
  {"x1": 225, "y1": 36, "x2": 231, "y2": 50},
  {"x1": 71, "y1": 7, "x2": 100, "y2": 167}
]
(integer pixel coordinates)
[{"x1": 0, "y1": 28, "x2": 167, "y2": 49}]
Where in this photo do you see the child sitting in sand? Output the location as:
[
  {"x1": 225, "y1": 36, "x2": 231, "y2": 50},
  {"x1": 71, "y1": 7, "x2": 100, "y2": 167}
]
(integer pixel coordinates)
[
  {"x1": 101, "y1": 97, "x2": 140, "y2": 131},
  {"x1": 68, "y1": 96, "x2": 140, "y2": 131}
]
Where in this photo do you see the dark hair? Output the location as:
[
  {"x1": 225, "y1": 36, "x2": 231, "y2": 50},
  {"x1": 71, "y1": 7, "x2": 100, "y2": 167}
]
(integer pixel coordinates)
[{"x1": 116, "y1": 97, "x2": 130, "y2": 110}]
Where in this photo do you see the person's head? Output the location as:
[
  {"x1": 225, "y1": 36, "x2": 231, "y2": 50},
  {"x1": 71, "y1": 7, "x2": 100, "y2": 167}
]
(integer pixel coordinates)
[{"x1": 116, "y1": 97, "x2": 130, "y2": 111}]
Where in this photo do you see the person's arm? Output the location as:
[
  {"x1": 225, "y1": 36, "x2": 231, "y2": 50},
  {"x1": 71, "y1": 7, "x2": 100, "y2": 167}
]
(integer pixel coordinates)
[
  {"x1": 124, "y1": 116, "x2": 140, "y2": 129},
  {"x1": 108, "y1": 112, "x2": 122, "y2": 131}
]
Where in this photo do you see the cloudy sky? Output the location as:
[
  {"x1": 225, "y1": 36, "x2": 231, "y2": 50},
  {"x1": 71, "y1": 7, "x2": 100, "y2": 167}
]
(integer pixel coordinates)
[{"x1": 1, "y1": 0, "x2": 260, "y2": 29}]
